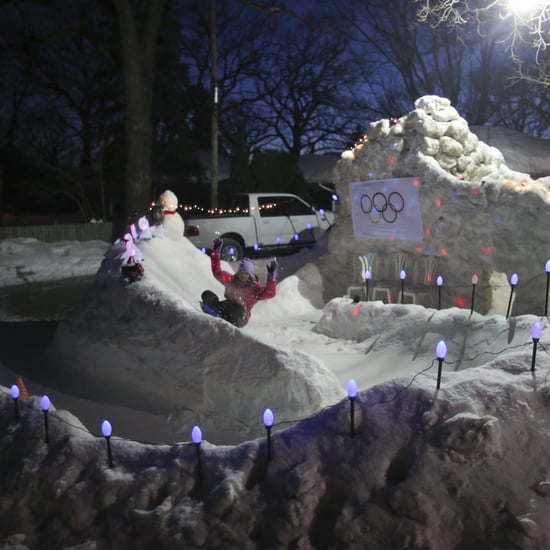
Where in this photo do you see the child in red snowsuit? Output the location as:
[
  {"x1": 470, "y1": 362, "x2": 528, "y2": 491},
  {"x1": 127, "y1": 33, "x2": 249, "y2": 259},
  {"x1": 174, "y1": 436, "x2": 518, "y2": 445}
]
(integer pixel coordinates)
[{"x1": 201, "y1": 239, "x2": 278, "y2": 327}]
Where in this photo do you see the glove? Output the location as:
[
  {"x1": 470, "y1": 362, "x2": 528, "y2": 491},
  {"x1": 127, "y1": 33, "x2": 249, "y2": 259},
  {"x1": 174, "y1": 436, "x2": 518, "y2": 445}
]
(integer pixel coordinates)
[
  {"x1": 266, "y1": 259, "x2": 279, "y2": 281},
  {"x1": 212, "y1": 238, "x2": 223, "y2": 257}
]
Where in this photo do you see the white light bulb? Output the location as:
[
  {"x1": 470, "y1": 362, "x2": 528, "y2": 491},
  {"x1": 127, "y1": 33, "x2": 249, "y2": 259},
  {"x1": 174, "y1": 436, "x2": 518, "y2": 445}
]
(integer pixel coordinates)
[
  {"x1": 263, "y1": 408, "x2": 274, "y2": 427},
  {"x1": 192, "y1": 425, "x2": 202, "y2": 444},
  {"x1": 40, "y1": 395, "x2": 51, "y2": 412},
  {"x1": 347, "y1": 379, "x2": 358, "y2": 398},
  {"x1": 101, "y1": 420, "x2": 112, "y2": 438},
  {"x1": 532, "y1": 321, "x2": 543, "y2": 340},
  {"x1": 436, "y1": 340, "x2": 447, "y2": 360},
  {"x1": 10, "y1": 384, "x2": 20, "y2": 399}
]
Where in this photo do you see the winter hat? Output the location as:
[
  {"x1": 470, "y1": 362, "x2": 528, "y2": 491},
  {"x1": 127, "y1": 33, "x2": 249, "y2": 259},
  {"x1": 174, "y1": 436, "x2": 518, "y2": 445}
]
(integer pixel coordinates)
[
  {"x1": 238, "y1": 258, "x2": 255, "y2": 277},
  {"x1": 159, "y1": 190, "x2": 178, "y2": 212}
]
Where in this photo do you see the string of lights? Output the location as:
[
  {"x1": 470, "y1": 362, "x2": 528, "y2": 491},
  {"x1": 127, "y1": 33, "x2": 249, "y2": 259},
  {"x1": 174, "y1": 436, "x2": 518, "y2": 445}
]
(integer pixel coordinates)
[{"x1": 5, "y1": 326, "x2": 547, "y2": 451}]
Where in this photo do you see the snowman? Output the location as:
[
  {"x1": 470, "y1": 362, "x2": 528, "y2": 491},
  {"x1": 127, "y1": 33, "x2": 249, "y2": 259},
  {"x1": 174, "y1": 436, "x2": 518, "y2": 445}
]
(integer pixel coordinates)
[{"x1": 158, "y1": 189, "x2": 185, "y2": 242}]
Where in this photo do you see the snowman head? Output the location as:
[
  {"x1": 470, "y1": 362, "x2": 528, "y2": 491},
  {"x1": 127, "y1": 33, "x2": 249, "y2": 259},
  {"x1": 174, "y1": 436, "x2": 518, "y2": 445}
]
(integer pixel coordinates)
[{"x1": 159, "y1": 190, "x2": 178, "y2": 212}]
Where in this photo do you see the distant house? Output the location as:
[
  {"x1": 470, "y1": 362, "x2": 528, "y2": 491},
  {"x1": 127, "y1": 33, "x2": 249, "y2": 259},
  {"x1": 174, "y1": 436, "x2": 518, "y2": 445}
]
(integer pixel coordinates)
[
  {"x1": 298, "y1": 154, "x2": 340, "y2": 184},
  {"x1": 195, "y1": 150, "x2": 231, "y2": 184},
  {"x1": 470, "y1": 126, "x2": 550, "y2": 179}
]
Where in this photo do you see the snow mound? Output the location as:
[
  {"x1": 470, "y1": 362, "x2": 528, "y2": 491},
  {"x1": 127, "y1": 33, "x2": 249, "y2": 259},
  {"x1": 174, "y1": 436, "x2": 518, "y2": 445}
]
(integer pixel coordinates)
[
  {"x1": 331, "y1": 95, "x2": 550, "y2": 316},
  {"x1": 46, "y1": 237, "x2": 345, "y2": 444},
  {"x1": 3, "y1": 349, "x2": 550, "y2": 548}
]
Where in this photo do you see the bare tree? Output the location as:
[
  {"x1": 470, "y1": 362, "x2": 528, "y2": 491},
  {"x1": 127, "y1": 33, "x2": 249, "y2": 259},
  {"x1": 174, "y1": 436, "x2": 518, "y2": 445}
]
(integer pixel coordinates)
[
  {"x1": 414, "y1": 0, "x2": 550, "y2": 87},
  {"x1": 326, "y1": 0, "x2": 549, "y2": 137},
  {"x1": 327, "y1": 0, "x2": 484, "y2": 115},
  {"x1": 0, "y1": 0, "x2": 120, "y2": 219},
  {"x1": 178, "y1": 0, "x2": 275, "y2": 155},
  {"x1": 253, "y1": 19, "x2": 363, "y2": 164}
]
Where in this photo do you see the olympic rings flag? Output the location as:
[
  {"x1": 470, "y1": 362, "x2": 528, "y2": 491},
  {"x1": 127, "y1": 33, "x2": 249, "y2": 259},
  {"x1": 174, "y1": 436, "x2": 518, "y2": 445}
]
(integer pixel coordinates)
[{"x1": 348, "y1": 177, "x2": 424, "y2": 241}]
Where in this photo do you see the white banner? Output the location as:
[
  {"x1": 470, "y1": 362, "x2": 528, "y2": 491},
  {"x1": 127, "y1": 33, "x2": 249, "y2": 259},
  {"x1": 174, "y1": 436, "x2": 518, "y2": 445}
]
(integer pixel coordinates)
[{"x1": 349, "y1": 177, "x2": 424, "y2": 241}]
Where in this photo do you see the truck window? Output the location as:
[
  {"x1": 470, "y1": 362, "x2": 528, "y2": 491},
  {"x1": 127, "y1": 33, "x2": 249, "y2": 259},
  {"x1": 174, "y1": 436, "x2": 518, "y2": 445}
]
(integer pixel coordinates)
[
  {"x1": 258, "y1": 196, "x2": 312, "y2": 217},
  {"x1": 229, "y1": 195, "x2": 250, "y2": 213}
]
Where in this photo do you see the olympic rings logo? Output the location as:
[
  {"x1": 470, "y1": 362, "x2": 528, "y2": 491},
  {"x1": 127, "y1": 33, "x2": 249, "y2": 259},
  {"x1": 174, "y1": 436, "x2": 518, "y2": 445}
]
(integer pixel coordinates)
[{"x1": 360, "y1": 191, "x2": 404, "y2": 224}]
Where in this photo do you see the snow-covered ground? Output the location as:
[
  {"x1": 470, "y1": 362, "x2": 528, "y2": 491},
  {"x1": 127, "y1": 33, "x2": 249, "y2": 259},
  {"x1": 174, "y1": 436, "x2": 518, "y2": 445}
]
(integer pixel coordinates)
[
  {"x1": 2, "y1": 233, "x2": 550, "y2": 548},
  {"x1": 2, "y1": 102, "x2": 550, "y2": 547}
]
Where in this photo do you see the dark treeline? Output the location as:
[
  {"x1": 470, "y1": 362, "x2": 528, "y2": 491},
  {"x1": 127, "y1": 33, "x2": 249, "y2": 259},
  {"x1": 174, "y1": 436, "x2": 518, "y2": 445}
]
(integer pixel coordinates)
[{"x1": 0, "y1": 0, "x2": 548, "y2": 224}]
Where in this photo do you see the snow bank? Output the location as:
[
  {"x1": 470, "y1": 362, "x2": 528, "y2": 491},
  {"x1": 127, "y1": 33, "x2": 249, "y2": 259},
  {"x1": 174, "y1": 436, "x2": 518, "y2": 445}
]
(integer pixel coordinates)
[{"x1": 3, "y1": 347, "x2": 550, "y2": 548}]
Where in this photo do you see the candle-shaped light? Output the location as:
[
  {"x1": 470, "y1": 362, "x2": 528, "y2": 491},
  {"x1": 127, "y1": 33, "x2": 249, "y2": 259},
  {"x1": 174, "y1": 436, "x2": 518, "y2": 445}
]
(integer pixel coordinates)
[
  {"x1": 436, "y1": 340, "x2": 447, "y2": 390},
  {"x1": 41, "y1": 395, "x2": 51, "y2": 444},
  {"x1": 470, "y1": 274, "x2": 478, "y2": 315},
  {"x1": 436, "y1": 275, "x2": 444, "y2": 310},
  {"x1": 364, "y1": 269, "x2": 371, "y2": 302},
  {"x1": 347, "y1": 379, "x2": 358, "y2": 437},
  {"x1": 400, "y1": 269, "x2": 406, "y2": 304},
  {"x1": 191, "y1": 425, "x2": 203, "y2": 487},
  {"x1": 10, "y1": 384, "x2": 20, "y2": 421},
  {"x1": 531, "y1": 321, "x2": 543, "y2": 372},
  {"x1": 138, "y1": 216, "x2": 149, "y2": 231},
  {"x1": 545, "y1": 260, "x2": 550, "y2": 316},
  {"x1": 101, "y1": 420, "x2": 114, "y2": 468},
  {"x1": 263, "y1": 408, "x2": 274, "y2": 462},
  {"x1": 506, "y1": 273, "x2": 519, "y2": 320}
]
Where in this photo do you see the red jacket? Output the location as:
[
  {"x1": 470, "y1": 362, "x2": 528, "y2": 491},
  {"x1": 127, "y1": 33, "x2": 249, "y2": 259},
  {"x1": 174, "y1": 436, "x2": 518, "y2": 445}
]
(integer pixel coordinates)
[{"x1": 211, "y1": 254, "x2": 276, "y2": 326}]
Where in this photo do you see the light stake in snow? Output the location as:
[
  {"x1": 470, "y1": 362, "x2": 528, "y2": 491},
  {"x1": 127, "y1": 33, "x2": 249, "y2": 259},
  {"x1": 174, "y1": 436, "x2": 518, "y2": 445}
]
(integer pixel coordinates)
[
  {"x1": 364, "y1": 269, "x2": 371, "y2": 302},
  {"x1": 10, "y1": 384, "x2": 20, "y2": 421},
  {"x1": 263, "y1": 408, "x2": 274, "y2": 462},
  {"x1": 192, "y1": 425, "x2": 203, "y2": 487},
  {"x1": 41, "y1": 395, "x2": 50, "y2": 444},
  {"x1": 470, "y1": 275, "x2": 478, "y2": 315},
  {"x1": 101, "y1": 420, "x2": 114, "y2": 468},
  {"x1": 347, "y1": 379, "x2": 358, "y2": 437},
  {"x1": 400, "y1": 270, "x2": 406, "y2": 304},
  {"x1": 531, "y1": 322, "x2": 543, "y2": 372},
  {"x1": 545, "y1": 260, "x2": 550, "y2": 316},
  {"x1": 506, "y1": 273, "x2": 519, "y2": 319},
  {"x1": 435, "y1": 340, "x2": 447, "y2": 390},
  {"x1": 436, "y1": 275, "x2": 444, "y2": 310}
]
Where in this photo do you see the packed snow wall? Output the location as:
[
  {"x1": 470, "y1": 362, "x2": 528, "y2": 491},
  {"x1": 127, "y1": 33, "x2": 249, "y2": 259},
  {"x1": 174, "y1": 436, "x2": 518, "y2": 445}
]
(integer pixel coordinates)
[{"x1": 328, "y1": 95, "x2": 550, "y2": 315}]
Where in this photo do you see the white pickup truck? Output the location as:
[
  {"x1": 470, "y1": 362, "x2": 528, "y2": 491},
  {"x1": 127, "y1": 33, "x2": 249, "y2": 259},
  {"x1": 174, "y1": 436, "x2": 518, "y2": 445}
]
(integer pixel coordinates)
[{"x1": 183, "y1": 192, "x2": 335, "y2": 261}]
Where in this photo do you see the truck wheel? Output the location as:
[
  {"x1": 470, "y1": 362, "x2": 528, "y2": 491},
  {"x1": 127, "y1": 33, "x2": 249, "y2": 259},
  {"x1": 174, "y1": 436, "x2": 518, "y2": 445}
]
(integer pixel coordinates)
[{"x1": 220, "y1": 238, "x2": 243, "y2": 262}]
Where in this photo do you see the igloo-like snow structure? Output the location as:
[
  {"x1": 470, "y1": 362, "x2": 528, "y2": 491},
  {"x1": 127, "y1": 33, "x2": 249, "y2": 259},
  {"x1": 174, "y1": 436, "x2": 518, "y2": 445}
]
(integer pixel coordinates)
[{"x1": 329, "y1": 96, "x2": 550, "y2": 315}]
